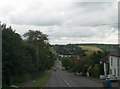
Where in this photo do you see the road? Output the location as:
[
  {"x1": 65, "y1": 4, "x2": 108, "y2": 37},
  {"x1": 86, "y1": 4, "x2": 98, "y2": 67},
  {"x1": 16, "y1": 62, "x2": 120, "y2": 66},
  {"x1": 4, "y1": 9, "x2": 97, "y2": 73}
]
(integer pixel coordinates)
[
  {"x1": 46, "y1": 60, "x2": 103, "y2": 87},
  {"x1": 20, "y1": 59, "x2": 119, "y2": 88}
]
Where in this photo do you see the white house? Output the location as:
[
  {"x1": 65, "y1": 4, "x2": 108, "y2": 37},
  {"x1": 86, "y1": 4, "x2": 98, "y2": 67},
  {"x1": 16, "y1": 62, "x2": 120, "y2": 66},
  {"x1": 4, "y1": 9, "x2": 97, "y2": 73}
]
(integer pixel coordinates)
[
  {"x1": 100, "y1": 48, "x2": 120, "y2": 80},
  {"x1": 108, "y1": 48, "x2": 120, "y2": 80}
]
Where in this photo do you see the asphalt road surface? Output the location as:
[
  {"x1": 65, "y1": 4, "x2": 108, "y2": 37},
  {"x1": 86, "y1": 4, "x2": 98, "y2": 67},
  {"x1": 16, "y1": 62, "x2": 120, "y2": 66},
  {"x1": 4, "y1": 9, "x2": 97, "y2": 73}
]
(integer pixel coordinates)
[
  {"x1": 21, "y1": 60, "x2": 118, "y2": 88},
  {"x1": 46, "y1": 60, "x2": 103, "y2": 87}
]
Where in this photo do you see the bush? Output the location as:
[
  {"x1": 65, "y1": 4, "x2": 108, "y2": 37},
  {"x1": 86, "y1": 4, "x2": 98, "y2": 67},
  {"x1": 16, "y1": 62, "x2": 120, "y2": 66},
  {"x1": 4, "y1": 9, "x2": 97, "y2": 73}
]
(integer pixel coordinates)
[
  {"x1": 87, "y1": 65, "x2": 93, "y2": 75},
  {"x1": 83, "y1": 64, "x2": 89, "y2": 73},
  {"x1": 62, "y1": 58, "x2": 73, "y2": 70},
  {"x1": 91, "y1": 64, "x2": 100, "y2": 78}
]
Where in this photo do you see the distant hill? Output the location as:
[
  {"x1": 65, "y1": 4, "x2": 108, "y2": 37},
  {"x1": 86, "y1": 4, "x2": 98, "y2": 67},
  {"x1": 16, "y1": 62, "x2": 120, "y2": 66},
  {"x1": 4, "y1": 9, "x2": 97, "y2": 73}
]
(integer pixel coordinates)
[
  {"x1": 79, "y1": 46, "x2": 102, "y2": 52},
  {"x1": 54, "y1": 44, "x2": 85, "y2": 56},
  {"x1": 79, "y1": 46, "x2": 102, "y2": 56},
  {"x1": 53, "y1": 43, "x2": 119, "y2": 56},
  {"x1": 76, "y1": 44, "x2": 118, "y2": 52}
]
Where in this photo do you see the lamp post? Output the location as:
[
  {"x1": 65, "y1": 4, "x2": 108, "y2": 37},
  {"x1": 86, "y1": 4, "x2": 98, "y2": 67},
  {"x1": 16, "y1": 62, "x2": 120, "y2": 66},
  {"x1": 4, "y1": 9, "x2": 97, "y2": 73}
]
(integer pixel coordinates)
[{"x1": 36, "y1": 39, "x2": 39, "y2": 80}]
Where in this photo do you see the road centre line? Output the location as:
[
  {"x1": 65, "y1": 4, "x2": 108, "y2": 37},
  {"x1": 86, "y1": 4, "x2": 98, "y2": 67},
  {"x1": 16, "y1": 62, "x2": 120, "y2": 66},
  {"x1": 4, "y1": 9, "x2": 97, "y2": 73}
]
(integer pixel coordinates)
[{"x1": 56, "y1": 72, "x2": 71, "y2": 87}]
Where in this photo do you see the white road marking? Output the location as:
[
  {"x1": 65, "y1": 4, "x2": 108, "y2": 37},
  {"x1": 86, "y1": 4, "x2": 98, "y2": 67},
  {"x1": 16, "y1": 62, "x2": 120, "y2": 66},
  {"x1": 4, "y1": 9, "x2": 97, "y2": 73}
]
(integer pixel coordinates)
[{"x1": 56, "y1": 72, "x2": 71, "y2": 87}]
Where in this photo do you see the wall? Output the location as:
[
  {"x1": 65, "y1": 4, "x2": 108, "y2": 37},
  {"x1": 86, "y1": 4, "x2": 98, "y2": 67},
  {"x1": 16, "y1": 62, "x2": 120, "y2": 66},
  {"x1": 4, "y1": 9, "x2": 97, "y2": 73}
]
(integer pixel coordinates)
[{"x1": 109, "y1": 56, "x2": 120, "y2": 79}]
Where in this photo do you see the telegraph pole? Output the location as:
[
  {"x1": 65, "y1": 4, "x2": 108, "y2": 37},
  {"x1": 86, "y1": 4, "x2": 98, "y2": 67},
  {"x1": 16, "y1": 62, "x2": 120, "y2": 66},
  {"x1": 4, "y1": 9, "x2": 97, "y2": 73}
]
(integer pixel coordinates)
[{"x1": 36, "y1": 41, "x2": 39, "y2": 80}]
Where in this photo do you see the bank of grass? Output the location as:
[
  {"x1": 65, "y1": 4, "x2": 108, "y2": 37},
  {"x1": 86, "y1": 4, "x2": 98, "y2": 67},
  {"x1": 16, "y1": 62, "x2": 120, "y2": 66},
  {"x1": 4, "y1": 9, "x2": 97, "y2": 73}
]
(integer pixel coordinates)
[{"x1": 33, "y1": 71, "x2": 51, "y2": 87}]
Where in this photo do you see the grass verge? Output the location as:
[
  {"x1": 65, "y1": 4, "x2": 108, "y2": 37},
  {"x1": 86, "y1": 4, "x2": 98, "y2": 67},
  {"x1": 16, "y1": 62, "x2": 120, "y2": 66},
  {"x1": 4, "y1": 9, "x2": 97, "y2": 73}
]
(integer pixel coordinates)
[{"x1": 33, "y1": 71, "x2": 51, "y2": 87}]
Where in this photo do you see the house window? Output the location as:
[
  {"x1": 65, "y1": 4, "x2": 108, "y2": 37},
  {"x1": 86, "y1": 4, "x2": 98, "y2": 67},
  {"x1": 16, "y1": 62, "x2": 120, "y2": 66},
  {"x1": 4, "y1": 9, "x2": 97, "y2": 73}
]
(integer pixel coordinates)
[
  {"x1": 117, "y1": 58, "x2": 119, "y2": 66},
  {"x1": 114, "y1": 69, "x2": 116, "y2": 76},
  {"x1": 111, "y1": 58, "x2": 113, "y2": 65},
  {"x1": 118, "y1": 68, "x2": 119, "y2": 76},
  {"x1": 109, "y1": 69, "x2": 112, "y2": 74}
]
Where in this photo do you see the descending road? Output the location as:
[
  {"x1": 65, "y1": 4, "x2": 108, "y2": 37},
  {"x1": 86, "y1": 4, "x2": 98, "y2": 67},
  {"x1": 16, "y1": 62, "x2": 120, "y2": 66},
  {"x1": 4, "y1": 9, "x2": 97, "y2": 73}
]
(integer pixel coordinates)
[{"x1": 46, "y1": 60, "x2": 103, "y2": 87}]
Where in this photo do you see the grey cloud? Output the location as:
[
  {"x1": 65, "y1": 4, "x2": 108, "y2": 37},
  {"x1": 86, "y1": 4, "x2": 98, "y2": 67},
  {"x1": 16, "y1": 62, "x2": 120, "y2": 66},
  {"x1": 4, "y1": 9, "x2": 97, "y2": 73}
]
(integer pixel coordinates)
[
  {"x1": 6, "y1": 2, "x2": 117, "y2": 29},
  {"x1": 48, "y1": 27, "x2": 94, "y2": 38},
  {"x1": 0, "y1": 0, "x2": 118, "y2": 44},
  {"x1": 64, "y1": 2, "x2": 117, "y2": 27},
  {"x1": 72, "y1": 2, "x2": 111, "y2": 11},
  {"x1": 70, "y1": 0, "x2": 118, "y2": 2},
  {"x1": 10, "y1": 9, "x2": 64, "y2": 26},
  {"x1": 10, "y1": 16, "x2": 63, "y2": 26}
]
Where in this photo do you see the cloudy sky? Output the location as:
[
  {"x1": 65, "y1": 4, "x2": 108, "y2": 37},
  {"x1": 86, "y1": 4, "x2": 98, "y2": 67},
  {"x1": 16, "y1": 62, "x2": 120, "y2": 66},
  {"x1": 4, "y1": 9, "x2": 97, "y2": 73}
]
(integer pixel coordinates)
[{"x1": 0, "y1": 0, "x2": 119, "y2": 44}]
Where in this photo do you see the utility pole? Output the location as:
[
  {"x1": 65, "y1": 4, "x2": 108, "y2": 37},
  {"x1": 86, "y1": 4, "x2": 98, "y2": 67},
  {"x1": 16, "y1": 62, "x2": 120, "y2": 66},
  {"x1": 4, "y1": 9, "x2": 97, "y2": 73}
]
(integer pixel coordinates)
[{"x1": 36, "y1": 41, "x2": 39, "y2": 80}]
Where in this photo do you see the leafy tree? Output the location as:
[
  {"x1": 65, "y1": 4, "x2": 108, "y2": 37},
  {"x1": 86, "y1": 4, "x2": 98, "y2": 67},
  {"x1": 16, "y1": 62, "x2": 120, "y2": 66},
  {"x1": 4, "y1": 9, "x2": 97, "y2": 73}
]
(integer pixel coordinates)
[
  {"x1": 2, "y1": 26, "x2": 24, "y2": 86},
  {"x1": 62, "y1": 58, "x2": 73, "y2": 70},
  {"x1": 55, "y1": 44, "x2": 85, "y2": 56},
  {"x1": 2, "y1": 25, "x2": 55, "y2": 86},
  {"x1": 23, "y1": 30, "x2": 55, "y2": 72},
  {"x1": 23, "y1": 30, "x2": 48, "y2": 46}
]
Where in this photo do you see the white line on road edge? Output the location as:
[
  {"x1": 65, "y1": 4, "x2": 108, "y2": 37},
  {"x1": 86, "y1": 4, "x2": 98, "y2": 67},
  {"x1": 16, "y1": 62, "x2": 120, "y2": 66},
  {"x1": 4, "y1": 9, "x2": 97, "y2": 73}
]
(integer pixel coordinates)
[{"x1": 56, "y1": 72, "x2": 71, "y2": 87}]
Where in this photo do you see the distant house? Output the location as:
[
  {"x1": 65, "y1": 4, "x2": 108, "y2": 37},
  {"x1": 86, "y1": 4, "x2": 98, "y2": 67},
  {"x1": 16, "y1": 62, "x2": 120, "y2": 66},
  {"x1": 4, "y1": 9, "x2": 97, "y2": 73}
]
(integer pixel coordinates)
[
  {"x1": 58, "y1": 54, "x2": 80, "y2": 59},
  {"x1": 108, "y1": 48, "x2": 120, "y2": 80},
  {"x1": 100, "y1": 47, "x2": 120, "y2": 80},
  {"x1": 58, "y1": 55, "x2": 71, "y2": 58}
]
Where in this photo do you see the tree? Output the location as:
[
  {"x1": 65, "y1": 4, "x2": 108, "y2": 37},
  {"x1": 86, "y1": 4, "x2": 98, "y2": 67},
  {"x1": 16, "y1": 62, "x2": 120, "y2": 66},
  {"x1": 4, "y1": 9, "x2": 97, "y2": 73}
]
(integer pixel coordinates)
[
  {"x1": 2, "y1": 25, "x2": 55, "y2": 86},
  {"x1": 55, "y1": 44, "x2": 85, "y2": 55},
  {"x1": 2, "y1": 26, "x2": 25, "y2": 86},
  {"x1": 23, "y1": 30, "x2": 48, "y2": 46},
  {"x1": 23, "y1": 30, "x2": 55, "y2": 72},
  {"x1": 62, "y1": 58, "x2": 73, "y2": 70}
]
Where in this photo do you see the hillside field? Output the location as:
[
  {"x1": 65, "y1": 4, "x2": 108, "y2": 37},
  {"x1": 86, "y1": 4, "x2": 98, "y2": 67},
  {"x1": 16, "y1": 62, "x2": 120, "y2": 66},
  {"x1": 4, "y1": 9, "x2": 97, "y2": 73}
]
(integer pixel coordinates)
[
  {"x1": 79, "y1": 46, "x2": 102, "y2": 56},
  {"x1": 79, "y1": 46, "x2": 102, "y2": 52}
]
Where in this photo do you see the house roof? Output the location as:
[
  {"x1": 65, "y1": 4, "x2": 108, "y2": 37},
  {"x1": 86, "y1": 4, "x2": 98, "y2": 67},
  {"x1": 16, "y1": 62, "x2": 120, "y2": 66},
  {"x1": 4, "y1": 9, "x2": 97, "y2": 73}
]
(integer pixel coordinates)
[
  {"x1": 101, "y1": 47, "x2": 120, "y2": 63},
  {"x1": 101, "y1": 55, "x2": 109, "y2": 63},
  {"x1": 109, "y1": 47, "x2": 120, "y2": 57}
]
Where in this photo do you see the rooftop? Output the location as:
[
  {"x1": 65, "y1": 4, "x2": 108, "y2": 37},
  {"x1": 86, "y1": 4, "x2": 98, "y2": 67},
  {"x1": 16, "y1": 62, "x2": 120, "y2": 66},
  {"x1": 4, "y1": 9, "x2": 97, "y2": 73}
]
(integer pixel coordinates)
[
  {"x1": 109, "y1": 47, "x2": 120, "y2": 57},
  {"x1": 101, "y1": 47, "x2": 120, "y2": 63}
]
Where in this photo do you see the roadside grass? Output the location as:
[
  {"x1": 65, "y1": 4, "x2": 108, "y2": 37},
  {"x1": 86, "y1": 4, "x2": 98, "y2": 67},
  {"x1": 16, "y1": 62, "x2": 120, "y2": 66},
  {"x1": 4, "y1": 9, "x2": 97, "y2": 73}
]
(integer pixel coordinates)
[
  {"x1": 9, "y1": 70, "x2": 52, "y2": 87},
  {"x1": 33, "y1": 71, "x2": 51, "y2": 87},
  {"x1": 8, "y1": 74, "x2": 33, "y2": 87}
]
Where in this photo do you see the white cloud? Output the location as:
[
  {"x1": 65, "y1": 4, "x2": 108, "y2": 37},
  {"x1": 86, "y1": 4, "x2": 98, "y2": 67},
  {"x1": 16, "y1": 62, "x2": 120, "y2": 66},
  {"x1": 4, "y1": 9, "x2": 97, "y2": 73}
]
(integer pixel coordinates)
[{"x1": 0, "y1": 0, "x2": 118, "y2": 44}]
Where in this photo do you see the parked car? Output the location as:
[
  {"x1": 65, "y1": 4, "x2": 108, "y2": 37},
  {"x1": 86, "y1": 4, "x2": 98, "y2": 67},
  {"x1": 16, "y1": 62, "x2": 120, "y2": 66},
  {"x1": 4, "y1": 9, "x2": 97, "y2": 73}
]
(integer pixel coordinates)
[
  {"x1": 100, "y1": 75, "x2": 117, "y2": 81},
  {"x1": 107, "y1": 75, "x2": 117, "y2": 81}
]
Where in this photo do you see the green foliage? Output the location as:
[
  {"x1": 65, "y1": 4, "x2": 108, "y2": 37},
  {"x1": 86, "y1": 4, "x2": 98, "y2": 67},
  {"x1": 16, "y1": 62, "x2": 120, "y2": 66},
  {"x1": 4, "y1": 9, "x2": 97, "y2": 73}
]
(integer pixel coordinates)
[
  {"x1": 83, "y1": 64, "x2": 89, "y2": 73},
  {"x1": 87, "y1": 65, "x2": 93, "y2": 73},
  {"x1": 85, "y1": 51, "x2": 109, "y2": 77},
  {"x1": 99, "y1": 64, "x2": 104, "y2": 75},
  {"x1": 62, "y1": 58, "x2": 73, "y2": 70},
  {"x1": 90, "y1": 51, "x2": 109, "y2": 64},
  {"x1": 33, "y1": 71, "x2": 51, "y2": 87},
  {"x1": 54, "y1": 44, "x2": 85, "y2": 56},
  {"x1": 2, "y1": 25, "x2": 55, "y2": 86},
  {"x1": 59, "y1": 44, "x2": 110, "y2": 78},
  {"x1": 91, "y1": 64, "x2": 100, "y2": 77}
]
